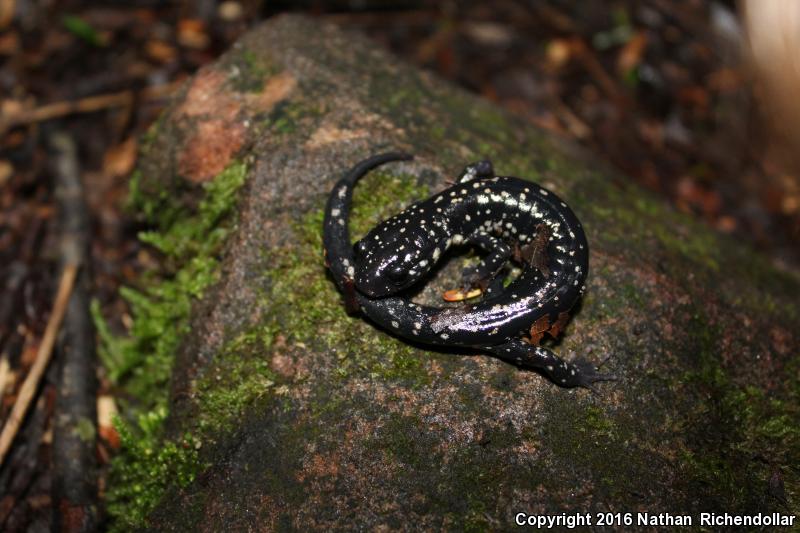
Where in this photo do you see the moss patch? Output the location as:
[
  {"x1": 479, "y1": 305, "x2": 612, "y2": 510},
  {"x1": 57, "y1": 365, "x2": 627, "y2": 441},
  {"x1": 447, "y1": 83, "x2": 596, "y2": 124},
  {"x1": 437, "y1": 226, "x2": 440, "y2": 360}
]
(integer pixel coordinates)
[
  {"x1": 96, "y1": 160, "x2": 248, "y2": 530},
  {"x1": 227, "y1": 48, "x2": 280, "y2": 93},
  {"x1": 255, "y1": 170, "x2": 433, "y2": 383},
  {"x1": 106, "y1": 409, "x2": 201, "y2": 532},
  {"x1": 263, "y1": 97, "x2": 325, "y2": 136},
  {"x1": 174, "y1": 169, "x2": 435, "y2": 463},
  {"x1": 190, "y1": 327, "x2": 280, "y2": 436},
  {"x1": 675, "y1": 314, "x2": 800, "y2": 510}
]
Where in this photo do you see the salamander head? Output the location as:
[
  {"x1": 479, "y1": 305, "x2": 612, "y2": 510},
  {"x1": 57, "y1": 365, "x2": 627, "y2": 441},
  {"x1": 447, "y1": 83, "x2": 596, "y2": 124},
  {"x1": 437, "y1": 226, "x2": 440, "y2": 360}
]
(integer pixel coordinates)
[{"x1": 352, "y1": 215, "x2": 446, "y2": 297}]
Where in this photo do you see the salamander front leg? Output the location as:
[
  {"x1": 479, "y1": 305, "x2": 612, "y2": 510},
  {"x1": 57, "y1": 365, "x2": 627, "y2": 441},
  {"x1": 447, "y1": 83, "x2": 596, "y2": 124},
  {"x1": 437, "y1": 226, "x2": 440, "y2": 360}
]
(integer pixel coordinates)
[{"x1": 486, "y1": 339, "x2": 616, "y2": 390}]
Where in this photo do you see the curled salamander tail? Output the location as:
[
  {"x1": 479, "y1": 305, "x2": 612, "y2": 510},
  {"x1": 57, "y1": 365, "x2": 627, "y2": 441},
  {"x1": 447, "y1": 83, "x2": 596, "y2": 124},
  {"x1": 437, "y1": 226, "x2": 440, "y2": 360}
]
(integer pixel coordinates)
[{"x1": 322, "y1": 152, "x2": 414, "y2": 306}]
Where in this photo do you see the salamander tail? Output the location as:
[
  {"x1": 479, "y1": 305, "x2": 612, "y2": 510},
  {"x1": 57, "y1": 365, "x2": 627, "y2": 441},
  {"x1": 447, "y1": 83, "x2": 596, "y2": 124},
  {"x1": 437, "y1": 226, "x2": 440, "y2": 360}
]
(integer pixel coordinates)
[{"x1": 322, "y1": 152, "x2": 413, "y2": 297}]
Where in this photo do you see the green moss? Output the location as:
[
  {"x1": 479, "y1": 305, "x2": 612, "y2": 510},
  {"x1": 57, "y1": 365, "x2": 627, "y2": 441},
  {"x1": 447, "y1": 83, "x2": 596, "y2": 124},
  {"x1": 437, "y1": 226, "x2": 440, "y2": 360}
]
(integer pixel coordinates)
[
  {"x1": 127, "y1": 168, "x2": 173, "y2": 225},
  {"x1": 652, "y1": 224, "x2": 720, "y2": 272},
  {"x1": 674, "y1": 313, "x2": 799, "y2": 509},
  {"x1": 537, "y1": 394, "x2": 646, "y2": 500},
  {"x1": 96, "y1": 160, "x2": 248, "y2": 530},
  {"x1": 62, "y1": 14, "x2": 103, "y2": 47},
  {"x1": 75, "y1": 417, "x2": 97, "y2": 442},
  {"x1": 137, "y1": 114, "x2": 165, "y2": 160},
  {"x1": 138, "y1": 161, "x2": 248, "y2": 259},
  {"x1": 581, "y1": 404, "x2": 616, "y2": 436},
  {"x1": 97, "y1": 162, "x2": 247, "y2": 397},
  {"x1": 168, "y1": 168, "x2": 434, "y2": 471},
  {"x1": 127, "y1": 116, "x2": 170, "y2": 222},
  {"x1": 247, "y1": 170, "x2": 434, "y2": 385},
  {"x1": 192, "y1": 328, "x2": 279, "y2": 435},
  {"x1": 366, "y1": 410, "x2": 539, "y2": 529},
  {"x1": 229, "y1": 49, "x2": 280, "y2": 93},
  {"x1": 106, "y1": 408, "x2": 202, "y2": 532},
  {"x1": 376, "y1": 414, "x2": 431, "y2": 470},
  {"x1": 262, "y1": 97, "x2": 325, "y2": 136}
]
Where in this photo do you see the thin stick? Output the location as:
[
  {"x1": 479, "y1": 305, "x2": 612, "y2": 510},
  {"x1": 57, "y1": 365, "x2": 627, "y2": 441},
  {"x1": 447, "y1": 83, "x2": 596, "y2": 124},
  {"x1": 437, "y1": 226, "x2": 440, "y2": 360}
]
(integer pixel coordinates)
[
  {"x1": 0, "y1": 81, "x2": 181, "y2": 134},
  {"x1": 0, "y1": 263, "x2": 78, "y2": 467},
  {"x1": 0, "y1": 351, "x2": 10, "y2": 397},
  {"x1": 51, "y1": 130, "x2": 98, "y2": 532}
]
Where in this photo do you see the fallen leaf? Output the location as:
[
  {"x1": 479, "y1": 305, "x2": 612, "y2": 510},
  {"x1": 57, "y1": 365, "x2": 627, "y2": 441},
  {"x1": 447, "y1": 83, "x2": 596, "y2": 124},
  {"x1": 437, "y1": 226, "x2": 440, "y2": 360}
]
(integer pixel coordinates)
[
  {"x1": 617, "y1": 31, "x2": 647, "y2": 75},
  {"x1": 178, "y1": 19, "x2": 210, "y2": 50},
  {"x1": 103, "y1": 138, "x2": 137, "y2": 177}
]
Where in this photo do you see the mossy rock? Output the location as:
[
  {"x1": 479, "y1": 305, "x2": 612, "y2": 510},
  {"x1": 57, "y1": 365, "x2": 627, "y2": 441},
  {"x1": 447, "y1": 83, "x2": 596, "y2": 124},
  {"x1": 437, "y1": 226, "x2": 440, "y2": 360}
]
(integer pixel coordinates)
[{"x1": 108, "y1": 14, "x2": 799, "y2": 531}]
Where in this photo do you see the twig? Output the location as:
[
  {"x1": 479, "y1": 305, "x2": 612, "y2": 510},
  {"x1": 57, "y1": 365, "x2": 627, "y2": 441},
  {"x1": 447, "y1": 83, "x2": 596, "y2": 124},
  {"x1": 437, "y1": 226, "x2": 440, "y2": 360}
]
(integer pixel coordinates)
[
  {"x1": 0, "y1": 81, "x2": 180, "y2": 135},
  {"x1": 0, "y1": 264, "x2": 77, "y2": 467},
  {"x1": 50, "y1": 131, "x2": 98, "y2": 532},
  {"x1": 0, "y1": 217, "x2": 42, "y2": 351},
  {"x1": 0, "y1": 352, "x2": 9, "y2": 398},
  {"x1": 0, "y1": 386, "x2": 54, "y2": 528},
  {"x1": 569, "y1": 38, "x2": 630, "y2": 108}
]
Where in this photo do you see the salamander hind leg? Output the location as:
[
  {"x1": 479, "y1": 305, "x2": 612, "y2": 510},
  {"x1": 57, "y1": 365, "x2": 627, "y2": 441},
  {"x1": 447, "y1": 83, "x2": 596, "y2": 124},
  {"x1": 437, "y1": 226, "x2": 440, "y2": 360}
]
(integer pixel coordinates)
[
  {"x1": 461, "y1": 233, "x2": 511, "y2": 289},
  {"x1": 457, "y1": 160, "x2": 494, "y2": 183},
  {"x1": 486, "y1": 339, "x2": 615, "y2": 390},
  {"x1": 443, "y1": 233, "x2": 510, "y2": 302}
]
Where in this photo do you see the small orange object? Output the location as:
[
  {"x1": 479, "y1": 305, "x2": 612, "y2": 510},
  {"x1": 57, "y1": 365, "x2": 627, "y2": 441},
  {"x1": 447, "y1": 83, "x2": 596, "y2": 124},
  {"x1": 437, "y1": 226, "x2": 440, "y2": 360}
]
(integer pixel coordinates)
[{"x1": 442, "y1": 287, "x2": 483, "y2": 302}]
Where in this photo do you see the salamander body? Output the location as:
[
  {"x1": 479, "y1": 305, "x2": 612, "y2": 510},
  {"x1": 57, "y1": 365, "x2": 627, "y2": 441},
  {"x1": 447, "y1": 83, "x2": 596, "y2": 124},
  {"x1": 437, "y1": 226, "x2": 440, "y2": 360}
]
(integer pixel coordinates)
[{"x1": 323, "y1": 153, "x2": 612, "y2": 388}]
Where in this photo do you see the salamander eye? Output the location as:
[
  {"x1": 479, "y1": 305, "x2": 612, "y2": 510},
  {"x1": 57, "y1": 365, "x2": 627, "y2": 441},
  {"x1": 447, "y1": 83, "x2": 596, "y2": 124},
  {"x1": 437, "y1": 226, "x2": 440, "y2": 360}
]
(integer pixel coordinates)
[{"x1": 387, "y1": 265, "x2": 407, "y2": 284}]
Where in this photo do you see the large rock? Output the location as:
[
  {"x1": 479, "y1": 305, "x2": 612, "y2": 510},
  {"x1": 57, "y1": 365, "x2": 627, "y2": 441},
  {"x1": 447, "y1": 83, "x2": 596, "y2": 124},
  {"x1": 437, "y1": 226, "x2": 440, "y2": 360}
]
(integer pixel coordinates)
[{"x1": 128, "y1": 14, "x2": 798, "y2": 531}]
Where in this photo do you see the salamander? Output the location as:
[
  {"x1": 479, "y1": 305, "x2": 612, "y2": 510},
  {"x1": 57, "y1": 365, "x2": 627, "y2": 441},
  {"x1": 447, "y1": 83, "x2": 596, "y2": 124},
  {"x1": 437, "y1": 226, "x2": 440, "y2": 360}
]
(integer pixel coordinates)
[{"x1": 322, "y1": 152, "x2": 613, "y2": 389}]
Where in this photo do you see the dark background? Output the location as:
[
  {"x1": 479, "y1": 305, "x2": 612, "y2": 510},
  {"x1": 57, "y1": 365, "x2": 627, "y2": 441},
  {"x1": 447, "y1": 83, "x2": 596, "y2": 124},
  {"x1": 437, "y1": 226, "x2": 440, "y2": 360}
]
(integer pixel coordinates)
[{"x1": 1, "y1": 1, "x2": 798, "y2": 529}]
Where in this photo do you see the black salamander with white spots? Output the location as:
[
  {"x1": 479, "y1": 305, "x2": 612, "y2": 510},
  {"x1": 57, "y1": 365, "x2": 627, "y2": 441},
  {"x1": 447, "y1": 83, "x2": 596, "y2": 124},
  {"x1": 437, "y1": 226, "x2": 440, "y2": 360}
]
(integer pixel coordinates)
[{"x1": 323, "y1": 152, "x2": 613, "y2": 389}]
